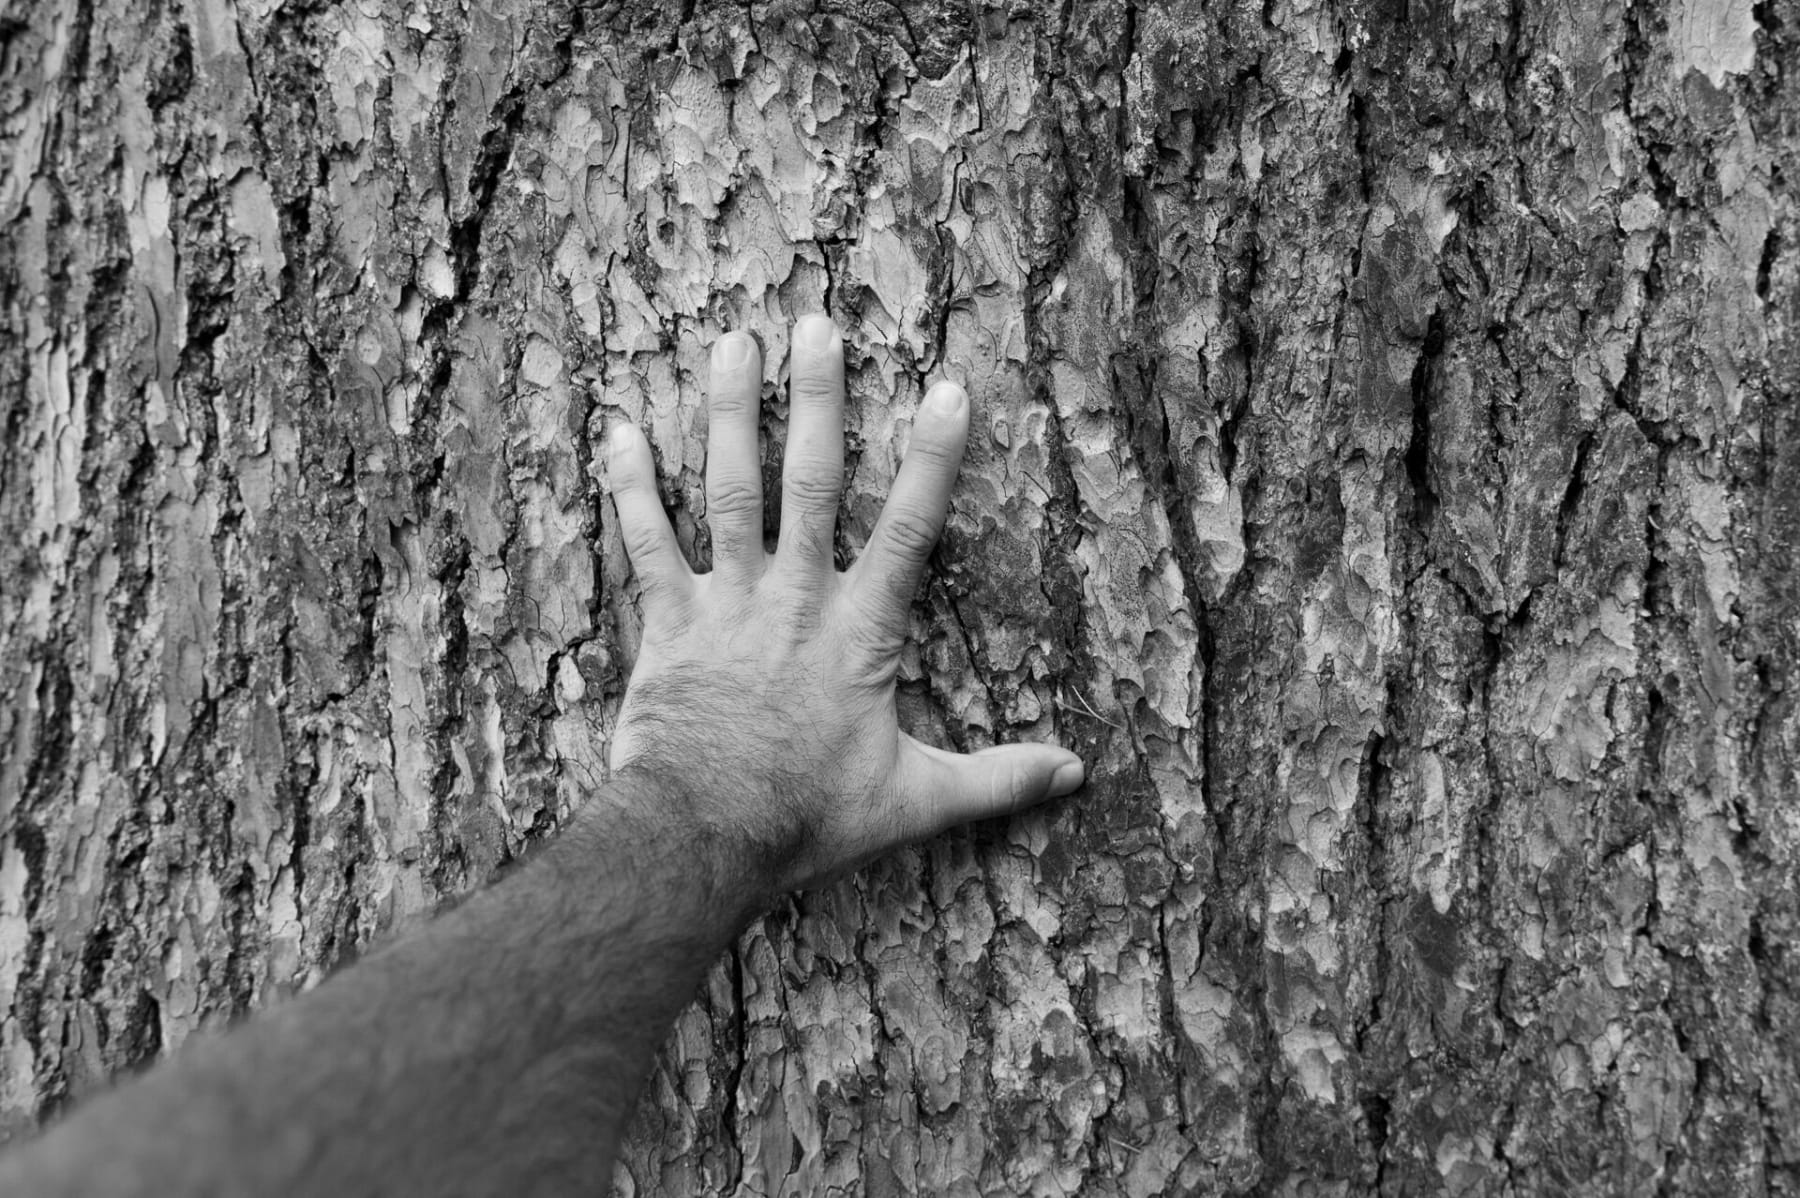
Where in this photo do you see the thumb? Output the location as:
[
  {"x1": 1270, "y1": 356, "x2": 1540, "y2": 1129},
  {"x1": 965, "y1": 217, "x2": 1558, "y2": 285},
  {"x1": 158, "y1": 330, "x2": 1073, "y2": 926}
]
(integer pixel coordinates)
[{"x1": 897, "y1": 735, "x2": 1085, "y2": 838}]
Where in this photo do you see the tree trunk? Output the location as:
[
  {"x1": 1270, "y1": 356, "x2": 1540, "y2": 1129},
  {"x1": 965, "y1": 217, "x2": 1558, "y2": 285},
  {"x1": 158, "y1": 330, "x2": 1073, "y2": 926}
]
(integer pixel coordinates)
[{"x1": 2, "y1": 0, "x2": 1796, "y2": 1192}]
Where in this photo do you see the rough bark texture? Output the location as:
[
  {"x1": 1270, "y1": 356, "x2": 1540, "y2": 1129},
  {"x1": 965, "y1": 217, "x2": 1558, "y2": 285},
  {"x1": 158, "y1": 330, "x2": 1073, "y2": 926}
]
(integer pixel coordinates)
[{"x1": 2, "y1": 0, "x2": 1797, "y2": 1192}]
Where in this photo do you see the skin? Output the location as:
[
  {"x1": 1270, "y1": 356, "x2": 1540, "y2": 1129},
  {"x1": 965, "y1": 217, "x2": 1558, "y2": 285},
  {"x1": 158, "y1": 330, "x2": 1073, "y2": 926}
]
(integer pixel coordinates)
[{"x1": 0, "y1": 314, "x2": 1084, "y2": 1196}]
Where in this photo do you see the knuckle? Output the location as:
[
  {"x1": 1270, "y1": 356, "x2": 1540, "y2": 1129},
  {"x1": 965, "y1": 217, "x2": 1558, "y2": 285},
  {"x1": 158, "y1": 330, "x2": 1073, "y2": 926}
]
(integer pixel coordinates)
[
  {"x1": 784, "y1": 470, "x2": 842, "y2": 508},
  {"x1": 707, "y1": 475, "x2": 762, "y2": 520},
  {"x1": 790, "y1": 375, "x2": 841, "y2": 405},
  {"x1": 710, "y1": 388, "x2": 760, "y2": 421},
  {"x1": 621, "y1": 522, "x2": 667, "y2": 567},
  {"x1": 881, "y1": 509, "x2": 941, "y2": 558},
  {"x1": 996, "y1": 757, "x2": 1026, "y2": 815},
  {"x1": 904, "y1": 429, "x2": 956, "y2": 466},
  {"x1": 609, "y1": 457, "x2": 648, "y2": 491}
]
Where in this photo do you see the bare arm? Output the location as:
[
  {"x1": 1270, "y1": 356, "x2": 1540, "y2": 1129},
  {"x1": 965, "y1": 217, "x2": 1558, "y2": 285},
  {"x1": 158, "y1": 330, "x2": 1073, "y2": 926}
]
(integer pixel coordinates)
[
  {"x1": 0, "y1": 315, "x2": 1084, "y2": 1197},
  {"x1": 0, "y1": 782, "x2": 762, "y2": 1196}
]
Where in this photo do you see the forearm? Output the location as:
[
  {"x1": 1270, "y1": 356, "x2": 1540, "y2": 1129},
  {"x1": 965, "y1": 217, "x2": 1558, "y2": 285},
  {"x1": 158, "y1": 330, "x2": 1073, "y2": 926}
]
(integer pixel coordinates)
[{"x1": 0, "y1": 773, "x2": 768, "y2": 1198}]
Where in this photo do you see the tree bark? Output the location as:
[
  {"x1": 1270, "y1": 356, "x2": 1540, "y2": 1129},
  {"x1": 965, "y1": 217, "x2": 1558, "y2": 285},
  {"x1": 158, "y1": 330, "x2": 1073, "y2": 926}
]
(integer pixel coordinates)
[{"x1": 2, "y1": 0, "x2": 1796, "y2": 1192}]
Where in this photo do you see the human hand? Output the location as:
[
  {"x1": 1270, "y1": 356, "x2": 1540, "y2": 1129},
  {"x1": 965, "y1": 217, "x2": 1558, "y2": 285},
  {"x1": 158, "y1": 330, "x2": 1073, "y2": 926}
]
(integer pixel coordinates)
[{"x1": 604, "y1": 314, "x2": 1085, "y2": 893}]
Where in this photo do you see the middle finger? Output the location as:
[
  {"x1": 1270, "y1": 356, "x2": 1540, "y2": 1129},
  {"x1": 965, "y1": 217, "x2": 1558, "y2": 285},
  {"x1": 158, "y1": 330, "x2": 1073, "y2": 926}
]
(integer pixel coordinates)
[
  {"x1": 776, "y1": 314, "x2": 846, "y2": 583},
  {"x1": 705, "y1": 329, "x2": 766, "y2": 585}
]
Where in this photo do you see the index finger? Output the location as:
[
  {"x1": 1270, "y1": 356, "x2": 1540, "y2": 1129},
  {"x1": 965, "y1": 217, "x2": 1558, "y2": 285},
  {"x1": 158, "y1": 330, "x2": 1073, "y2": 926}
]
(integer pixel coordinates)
[{"x1": 843, "y1": 381, "x2": 969, "y2": 635}]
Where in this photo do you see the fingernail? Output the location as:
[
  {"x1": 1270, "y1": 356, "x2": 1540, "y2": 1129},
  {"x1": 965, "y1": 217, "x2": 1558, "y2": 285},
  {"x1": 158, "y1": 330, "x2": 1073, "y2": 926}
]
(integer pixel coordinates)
[
  {"x1": 794, "y1": 314, "x2": 838, "y2": 351},
  {"x1": 714, "y1": 331, "x2": 751, "y2": 370},
  {"x1": 1047, "y1": 758, "x2": 1085, "y2": 798},
  {"x1": 924, "y1": 381, "x2": 967, "y2": 417}
]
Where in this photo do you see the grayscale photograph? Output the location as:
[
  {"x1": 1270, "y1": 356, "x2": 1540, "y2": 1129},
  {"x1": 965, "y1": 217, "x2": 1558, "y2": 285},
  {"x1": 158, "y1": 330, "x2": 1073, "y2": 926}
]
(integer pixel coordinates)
[{"x1": 0, "y1": 0, "x2": 1793, "y2": 1193}]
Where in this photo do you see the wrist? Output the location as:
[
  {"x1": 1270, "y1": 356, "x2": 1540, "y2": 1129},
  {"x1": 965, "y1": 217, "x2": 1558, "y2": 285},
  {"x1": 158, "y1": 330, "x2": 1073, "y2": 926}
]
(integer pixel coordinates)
[{"x1": 555, "y1": 767, "x2": 785, "y2": 927}]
